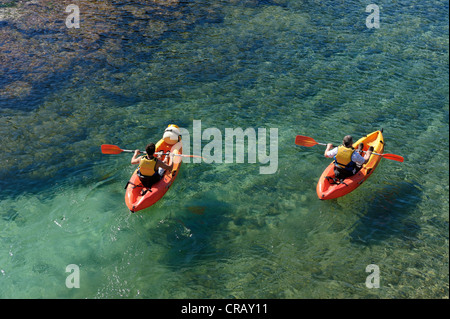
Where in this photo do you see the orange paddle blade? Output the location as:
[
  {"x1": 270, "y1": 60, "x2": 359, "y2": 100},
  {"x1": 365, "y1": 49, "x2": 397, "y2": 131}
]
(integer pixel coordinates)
[
  {"x1": 380, "y1": 153, "x2": 404, "y2": 162},
  {"x1": 295, "y1": 135, "x2": 319, "y2": 147},
  {"x1": 101, "y1": 144, "x2": 124, "y2": 154}
]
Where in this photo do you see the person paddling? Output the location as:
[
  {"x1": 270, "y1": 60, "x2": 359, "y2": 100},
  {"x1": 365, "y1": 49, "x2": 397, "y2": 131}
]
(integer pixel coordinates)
[
  {"x1": 131, "y1": 143, "x2": 173, "y2": 188},
  {"x1": 324, "y1": 135, "x2": 373, "y2": 179}
]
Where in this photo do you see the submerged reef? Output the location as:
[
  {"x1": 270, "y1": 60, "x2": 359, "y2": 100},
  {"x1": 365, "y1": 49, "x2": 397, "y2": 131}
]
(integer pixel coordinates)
[
  {"x1": 0, "y1": 0, "x2": 222, "y2": 193},
  {"x1": 0, "y1": 0, "x2": 220, "y2": 105}
]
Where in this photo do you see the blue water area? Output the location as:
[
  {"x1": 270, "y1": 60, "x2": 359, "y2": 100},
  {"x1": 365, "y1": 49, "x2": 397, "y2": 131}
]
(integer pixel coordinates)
[{"x1": 0, "y1": 0, "x2": 448, "y2": 298}]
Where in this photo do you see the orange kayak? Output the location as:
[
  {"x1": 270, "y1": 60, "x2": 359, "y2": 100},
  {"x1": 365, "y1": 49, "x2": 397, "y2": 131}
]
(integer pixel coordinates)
[
  {"x1": 316, "y1": 130, "x2": 384, "y2": 200},
  {"x1": 125, "y1": 140, "x2": 182, "y2": 213}
]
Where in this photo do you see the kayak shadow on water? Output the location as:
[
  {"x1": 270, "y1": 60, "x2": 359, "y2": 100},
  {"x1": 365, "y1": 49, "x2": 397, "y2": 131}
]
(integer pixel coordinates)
[
  {"x1": 149, "y1": 197, "x2": 233, "y2": 269},
  {"x1": 348, "y1": 180, "x2": 423, "y2": 246}
]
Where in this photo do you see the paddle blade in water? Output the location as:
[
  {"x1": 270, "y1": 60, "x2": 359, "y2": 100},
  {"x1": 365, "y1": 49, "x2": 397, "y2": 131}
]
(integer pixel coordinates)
[
  {"x1": 101, "y1": 144, "x2": 123, "y2": 154},
  {"x1": 187, "y1": 206, "x2": 206, "y2": 215},
  {"x1": 295, "y1": 135, "x2": 319, "y2": 147}
]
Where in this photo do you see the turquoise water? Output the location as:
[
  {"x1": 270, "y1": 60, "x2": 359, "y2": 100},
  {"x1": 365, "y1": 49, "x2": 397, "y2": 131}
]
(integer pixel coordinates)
[{"x1": 0, "y1": 0, "x2": 448, "y2": 298}]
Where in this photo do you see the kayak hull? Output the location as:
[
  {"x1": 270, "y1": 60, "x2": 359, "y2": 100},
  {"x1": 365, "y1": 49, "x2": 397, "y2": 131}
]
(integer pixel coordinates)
[
  {"x1": 125, "y1": 140, "x2": 182, "y2": 213},
  {"x1": 316, "y1": 130, "x2": 384, "y2": 200}
]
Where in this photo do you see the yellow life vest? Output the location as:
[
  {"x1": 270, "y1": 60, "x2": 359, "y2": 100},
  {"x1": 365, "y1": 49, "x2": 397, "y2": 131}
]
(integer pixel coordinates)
[
  {"x1": 334, "y1": 145, "x2": 356, "y2": 171},
  {"x1": 155, "y1": 139, "x2": 172, "y2": 154},
  {"x1": 138, "y1": 156, "x2": 157, "y2": 176}
]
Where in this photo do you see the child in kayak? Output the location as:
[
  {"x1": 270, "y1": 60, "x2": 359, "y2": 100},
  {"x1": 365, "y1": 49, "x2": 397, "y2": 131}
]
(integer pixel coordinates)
[
  {"x1": 131, "y1": 143, "x2": 173, "y2": 188},
  {"x1": 324, "y1": 135, "x2": 373, "y2": 179}
]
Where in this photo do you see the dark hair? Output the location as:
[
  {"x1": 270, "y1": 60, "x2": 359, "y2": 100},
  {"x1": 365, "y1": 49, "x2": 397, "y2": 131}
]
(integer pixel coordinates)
[
  {"x1": 343, "y1": 135, "x2": 353, "y2": 147},
  {"x1": 145, "y1": 143, "x2": 156, "y2": 158}
]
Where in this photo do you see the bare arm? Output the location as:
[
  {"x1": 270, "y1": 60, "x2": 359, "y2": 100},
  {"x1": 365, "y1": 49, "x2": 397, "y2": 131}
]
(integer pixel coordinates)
[
  {"x1": 353, "y1": 147, "x2": 374, "y2": 165},
  {"x1": 131, "y1": 150, "x2": 141, "y2": 165},
  {"x1": 324, "y1": 143, "x2": 334, "y2": 157},
  {"x1": 363, "y1": 147, "x2": 373, "y2": 163},
  {"x1": 156, "y1": 158, "x2": 173, "y2": 172}
]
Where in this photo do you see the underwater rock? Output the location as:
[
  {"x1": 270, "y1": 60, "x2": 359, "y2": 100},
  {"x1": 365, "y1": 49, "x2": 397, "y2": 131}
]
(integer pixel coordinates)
[
  {"x1": 0, "y1": 0, "x2": 222, "y2": 194},
  {"x1": 1, "y1": 0, "x2": 218, "y2": 110},
  {"x1": 0, "y1": 81, "x2": 32, "y2": 99}
]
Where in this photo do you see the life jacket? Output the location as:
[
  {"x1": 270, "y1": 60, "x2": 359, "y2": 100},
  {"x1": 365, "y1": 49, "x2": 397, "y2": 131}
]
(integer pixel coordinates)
[
  {"x1": 138, "y1": 156, "x2": 157, "y2": 176},
  {"x1": 334, "y1": 145, "x2": 357, "y2": 172},
  {"x1": 155, "y1": 139, "x2": 173, "y2": 154},
  {"x1": 155, "y1": 139, "x2": 173, "y2": 162}
]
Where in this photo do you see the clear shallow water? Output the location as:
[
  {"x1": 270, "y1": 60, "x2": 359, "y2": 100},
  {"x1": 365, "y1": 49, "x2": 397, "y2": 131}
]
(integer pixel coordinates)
[{"x1": 0, "y1": 0, "x2": 448, "y2": 298}]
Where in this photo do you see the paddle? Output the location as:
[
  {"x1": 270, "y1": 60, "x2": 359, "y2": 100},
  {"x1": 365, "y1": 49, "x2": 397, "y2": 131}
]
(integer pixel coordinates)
[
  {"x1": 100, "y1": 144, "x2": 205, "y2": 159},
  {"x1": 295, "y1": 135, "x2": 327, "y2": 147},
  {"x1": 101, "y1": 144, "x2": 135, "y2": 154},
  {"x1": 294, "y1": 135, "x2": 404, "y2": 162}
]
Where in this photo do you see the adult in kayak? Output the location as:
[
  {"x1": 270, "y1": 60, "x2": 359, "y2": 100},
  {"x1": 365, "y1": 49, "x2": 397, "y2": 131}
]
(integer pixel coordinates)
[
  {"x1": 131, "y1": 143, "x2": 173, "y2": 188},
  {"x1": 324, "y1": 135, "x2": 374, "y2": 180}
]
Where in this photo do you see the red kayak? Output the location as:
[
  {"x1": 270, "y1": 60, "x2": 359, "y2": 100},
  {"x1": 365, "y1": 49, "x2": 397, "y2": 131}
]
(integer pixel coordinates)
[
  {"x1": 125, "y1": 139, "x2": 182, "y2": 213},
  {"x1": 316, "y1": 130, "x2": 384, "y2": 200}
]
